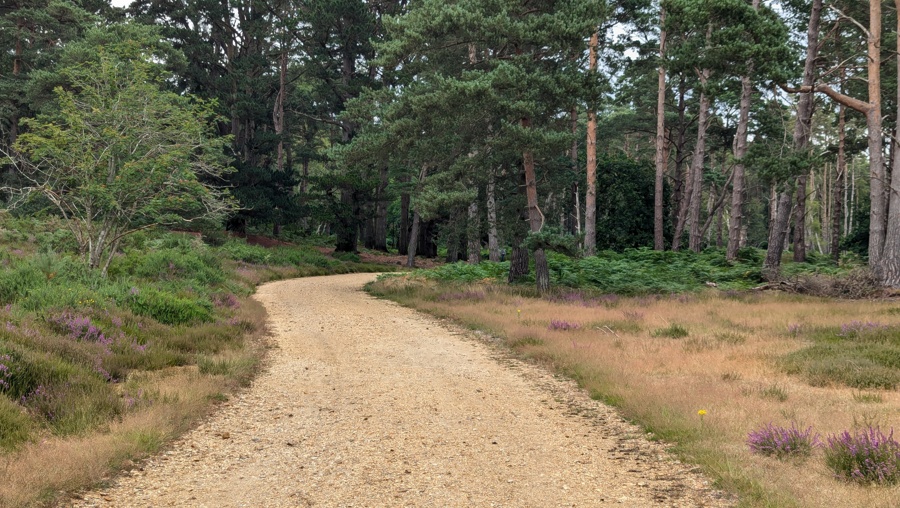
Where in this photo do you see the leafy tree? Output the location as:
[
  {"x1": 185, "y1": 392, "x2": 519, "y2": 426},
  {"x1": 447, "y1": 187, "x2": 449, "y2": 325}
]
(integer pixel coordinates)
[{"x1": 5, "y1": 27, "x2": 235, "y2": 274}]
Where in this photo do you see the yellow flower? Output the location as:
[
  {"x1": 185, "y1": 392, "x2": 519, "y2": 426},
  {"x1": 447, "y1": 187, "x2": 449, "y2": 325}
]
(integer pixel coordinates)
[{"x1": 697, "y1": 409, "x2": 707, "y2": 416}]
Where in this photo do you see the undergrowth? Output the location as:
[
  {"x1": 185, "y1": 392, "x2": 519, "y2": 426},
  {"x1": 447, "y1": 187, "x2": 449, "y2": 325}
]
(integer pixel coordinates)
[
  {"x1": 414, "y1": 247, "x2": 853, "y2": 295},
  {"x1": 0, "y1": 214, "x2": 391, "y2": 506}
]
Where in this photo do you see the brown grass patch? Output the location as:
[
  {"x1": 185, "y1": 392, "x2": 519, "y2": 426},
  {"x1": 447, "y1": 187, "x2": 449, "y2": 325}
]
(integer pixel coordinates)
[
  {"x1": 0, "y1": 293, "x2": 269, "y2": 507},
  {"x1": 369, "y1": 278, "x2": 900, "y2": 508}
]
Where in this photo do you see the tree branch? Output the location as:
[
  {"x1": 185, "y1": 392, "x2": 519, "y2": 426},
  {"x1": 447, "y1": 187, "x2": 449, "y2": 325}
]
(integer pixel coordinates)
[{"x1": 779, "y1": 83, "x2": 872, "y2": 115}]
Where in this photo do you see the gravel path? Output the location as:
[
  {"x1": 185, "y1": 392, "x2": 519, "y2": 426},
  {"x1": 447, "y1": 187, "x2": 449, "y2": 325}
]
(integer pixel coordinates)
[{"x1": 73, "y1": 274, "x2": 733, "y2": 507}]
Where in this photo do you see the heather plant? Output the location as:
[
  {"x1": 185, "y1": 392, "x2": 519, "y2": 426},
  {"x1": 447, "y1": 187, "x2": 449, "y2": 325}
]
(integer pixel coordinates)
[
  {"x1": 548, "y1": 319, "x2": 581, "y2": 331},
  {"x1": 0, "y1": 354, "x2": 12, "y2": 391},
  {"x1": 825, "y1": 427, "x2": 900, "y2": 484},
  {"x1": 838, "y1": 321, "x2": 889, "y2": 337},
  {"x1": 747, "y1": 423, "x2": 820, "y2": 459}
]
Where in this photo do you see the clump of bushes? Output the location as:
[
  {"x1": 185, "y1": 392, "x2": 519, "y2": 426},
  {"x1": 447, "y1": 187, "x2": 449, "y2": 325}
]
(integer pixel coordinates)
[
  {"x1": 748, "y1": 423, "x2": 900, "y2": 485},
  {"x1": 747, "y1": 423, "x2": 820, "y2": 459},
  {"x1": 825, "y1": 427, "x2": 900, "y2": 484}
]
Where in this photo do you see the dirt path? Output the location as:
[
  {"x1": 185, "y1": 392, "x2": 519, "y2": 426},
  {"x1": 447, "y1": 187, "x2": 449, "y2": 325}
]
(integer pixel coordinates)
[{"x1": 73, "y1": 274, "x2": 733, "y2": 507}]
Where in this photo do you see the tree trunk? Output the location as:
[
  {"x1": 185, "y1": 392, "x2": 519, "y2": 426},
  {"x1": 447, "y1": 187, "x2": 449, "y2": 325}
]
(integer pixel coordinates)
[
  {"x1": 687, "y1": 70, "x2": 711, "y2": 253},
  {"x1": 399, "y1": 181, "x2": 410, "y2": 255},
  {"x1": 487, "y1": 176, "x2": 500, "y2": 261},
  {"x1": 570, "y1": 108, "x2": 580, "y2": 236},
  {"x1": 716, "y1": 203, "x2": 724, "y2": 248},
  {"x1": 273, "y1": 50, "x2": 287, "y2": 171},
  {"x1": 467, "y1": 200, "x2": 482, "y2": 264},
  {"x1": 765, "y1": 0, "x2": 821, "y2": 275},
  {"x1": 421, "y1": 220, "x2": 438, "y2": 258},
  {"x1": 584, "y1": 29, "x2": 599, "y2": 257},
  {"x1": 404, "y1": 165, "x2": 429, "y2": 265},
  {"x1": 672, "y1": 76, "x2": 709, "y2": 251},
  {"x1": 671, "y1": 79, "x2": 688, "y2": 229},
  {"x1": 522, "y1": 117, "x2": 549, "y2": 294},
  {"x1": 727, "y1": 78, "x2": 752, "y2": 260},
  {"x1": 794, "y1": 174, "x2": 808, "y2": 261},
  {"x1": 764, "y1": 190, "x2": 794, "y2": 277},
  {"x1": 868, "y1": 0, "x2": 886, "y2": 269},
  {"x1": 881, "y1": 0, "x2": 900, "y2": 287},
  {"x1": 727, "y1": 0, "x2": 760, "y2": 260},
  {"x1": 832, "y1": 101, "x2": 845, "y2": 263},
  {"x1": 374, "y1": 165, "x2": 389, "y2": 251},
  {"x1": 508, "y1": 246, "x2": 529, "y2": 283},
  {"x1": 654, "y1": 7, "x2": 667, "y2": 251},
  {"x1": 406, "y1": 211, "x2": 420, "y2": 268}
]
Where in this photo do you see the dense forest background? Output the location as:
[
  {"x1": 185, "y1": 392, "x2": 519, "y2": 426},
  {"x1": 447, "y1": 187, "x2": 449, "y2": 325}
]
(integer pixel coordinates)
[{"x1": 3, "y1": 0, "x2": 900, "y2": 291}]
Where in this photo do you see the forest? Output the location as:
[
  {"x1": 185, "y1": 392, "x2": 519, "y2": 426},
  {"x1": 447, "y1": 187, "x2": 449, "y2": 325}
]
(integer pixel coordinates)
[
  {"x1": 2, "y1": 2, "x2": 900, "y2": 507},
  {"x1": 2, "y1": 0, "x2": 900, "y2": 293}
]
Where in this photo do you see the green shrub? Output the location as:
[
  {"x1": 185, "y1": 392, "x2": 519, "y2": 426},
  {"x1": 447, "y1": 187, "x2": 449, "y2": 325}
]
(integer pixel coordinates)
[
  {"x1": 332, "y1": 251, "x2": 361, "y2": 263},
  {"x1": 419, "y1": 261, "x2": 510, "y2": 282},
  {"x1": 126, "y1": 288, "x2": 213, "y2": 326},
  {"x1": 220, "y1": 240, "x2": 271, "y2": 264},
  {"x1": 0, "y1": 264, "x2": 44, "y2": 305},
  {"x1": 651, "y1": 324, "x2": 689, "y2": 338}
]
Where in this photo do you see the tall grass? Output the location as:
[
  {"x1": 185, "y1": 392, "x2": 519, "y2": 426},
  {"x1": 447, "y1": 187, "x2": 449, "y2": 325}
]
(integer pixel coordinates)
[{"x1": 368, "y1": 276, "x2": 900, "y2": 508}]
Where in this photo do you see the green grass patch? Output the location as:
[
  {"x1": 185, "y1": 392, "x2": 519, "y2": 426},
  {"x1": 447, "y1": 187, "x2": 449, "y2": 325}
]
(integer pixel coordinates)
[
  {"x1": 0, "y1": 394, "x2": 31, "y2": 450},
  {"x1": 650, "y1": 323, "x2": 689, "y2": 338},
  {"x1": 781, "y1": 324, "x2": 900, "y2": 389}
]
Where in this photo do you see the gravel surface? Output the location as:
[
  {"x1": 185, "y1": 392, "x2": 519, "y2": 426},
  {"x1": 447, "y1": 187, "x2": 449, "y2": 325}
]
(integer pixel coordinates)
[{"x1": 72, "y1": 274, "x2": 734, "y2": 507}]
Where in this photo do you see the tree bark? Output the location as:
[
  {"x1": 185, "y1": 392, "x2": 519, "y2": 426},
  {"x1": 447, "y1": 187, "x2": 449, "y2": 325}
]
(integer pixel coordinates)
[
  {"x1": 522, "y1": 117, "x2": 549, "y2": 294},
  {"x1": 764, "y1": 0, "x2": 821, "y2": 276},
  {"x1": 508, "y1": 246, "x2": 529, "y2": 283},
  {"x1": 727, "y1": 78, "x2": 753, "y2": 260},
  {"x1": 467, "y1": 200, "x2": 482, "y2": 264},
  {"x1": 727, "y1": 0, "x2": 759, "y2": 261},
  {"x1": 881, "y1": 0, "x2": 900, "y2": 287},
  {"x1": 405, "y1": 165, "x2": 428, "y2": 266},
  {"x1": 654, "y1": 7, "x2": 667, "y2": 251},
  {"x1": 584, "y1": 29, "x2": 599, "y2": 257},
  {"x1": 672, "y1": 79, "x2": 688, "y2": 222},
  {"x1": 764, "y1": 190, "x2": 794, "y2": 277},
  {"x1": 487, "y1": 175, "x2": 500, "y2": 261},
  {"x1": 406, "y1": 211, "x2": 420, "y2": 268},
  {"x1": 794, "y1": 175, "x2": 808, "y2": 261},
  {"x1": 687, "y1": 69, "x2": 711, "y2": 253},
  {"x1": 273, "y1": 50, "x2": 287, "y2": 172},
  {"x1": 398, "y1": 177, "x2": 410, "y2": 255},
  {"x1": 867, "y1": 0, "x2": 886, "y2": 268},
  {"x1": 832, "y1": 101, "x2": 845, "y2": 262}
]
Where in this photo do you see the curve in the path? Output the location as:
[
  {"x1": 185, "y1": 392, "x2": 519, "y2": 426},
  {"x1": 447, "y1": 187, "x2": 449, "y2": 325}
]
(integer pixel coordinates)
[{"x1": 73, "y1": 273, "x2": 731, "y2": 508}]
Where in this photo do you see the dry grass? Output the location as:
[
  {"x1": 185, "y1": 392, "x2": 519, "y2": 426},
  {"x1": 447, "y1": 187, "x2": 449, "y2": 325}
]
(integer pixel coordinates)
[
  {"x1": 370, "y1": 278, "x2": 900, "y2": 508},
  {"x1": 0, "y1": 296, "x2": 269, "y2": 508}
]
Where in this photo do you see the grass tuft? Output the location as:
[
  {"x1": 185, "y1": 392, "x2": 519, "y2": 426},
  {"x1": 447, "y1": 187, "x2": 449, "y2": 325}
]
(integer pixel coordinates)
[{"x1": 650, "y1": 323, "x2": 689, "y2": 338}]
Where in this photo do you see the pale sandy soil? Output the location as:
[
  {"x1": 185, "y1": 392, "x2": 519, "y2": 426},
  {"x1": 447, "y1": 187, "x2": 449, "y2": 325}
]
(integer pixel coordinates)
[{"x1": 71, "y1": 274, "x2": 734, "y2": 507}]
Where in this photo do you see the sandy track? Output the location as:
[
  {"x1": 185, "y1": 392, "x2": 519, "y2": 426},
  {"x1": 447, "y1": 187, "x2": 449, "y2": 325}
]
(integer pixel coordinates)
[{"x1": 72, "y1": 274, "x2": 732, "y2": 507}]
